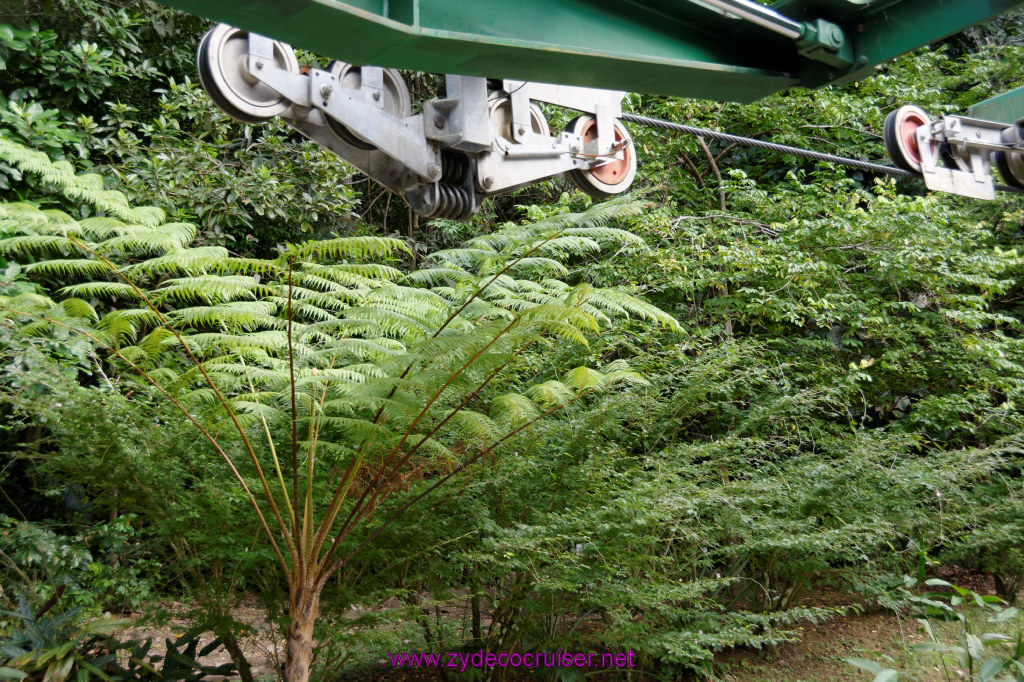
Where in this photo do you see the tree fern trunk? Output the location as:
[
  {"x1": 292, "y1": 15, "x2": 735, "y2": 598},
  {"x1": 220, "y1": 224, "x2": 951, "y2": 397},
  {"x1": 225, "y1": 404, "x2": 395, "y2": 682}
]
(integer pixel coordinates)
[{"x1": 284, "y1": 586, "x2": 319, "y2": 682}]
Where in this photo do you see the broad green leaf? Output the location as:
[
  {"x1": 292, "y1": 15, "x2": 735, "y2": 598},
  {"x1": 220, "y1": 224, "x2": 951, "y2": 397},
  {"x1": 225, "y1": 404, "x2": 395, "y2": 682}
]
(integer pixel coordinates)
[
  {"x1": 965, "y1": 633, "x2": 984, "y2": 661},
  {"x1": 843, "y1": 657, "x2": 884, "y2": 675},
  {"x1": 978, "y1": 658, "x2": 1004, "y2": 682},
  {"x1": 993, "y1": 607, "x2": 1019, "y2": 623}
]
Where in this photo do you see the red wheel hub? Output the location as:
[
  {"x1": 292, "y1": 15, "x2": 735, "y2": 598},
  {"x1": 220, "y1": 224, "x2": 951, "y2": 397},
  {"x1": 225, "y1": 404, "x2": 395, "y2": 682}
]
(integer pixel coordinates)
[
  {"x1": 579, "y1": 119, "x2": 632, "y2": 185},
  {"x1": 899, "y1": 111, "x2": 927, "y2": 164}
]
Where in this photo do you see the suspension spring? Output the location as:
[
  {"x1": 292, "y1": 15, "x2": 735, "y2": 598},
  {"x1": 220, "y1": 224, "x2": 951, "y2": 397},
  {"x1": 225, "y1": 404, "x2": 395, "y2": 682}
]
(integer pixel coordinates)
[
  {"x1": 428, "y1": 184, "x2": 476, "y2": 220},
  {"x1": 440, "y1": 151, "x2": 471, "y2": 185}
]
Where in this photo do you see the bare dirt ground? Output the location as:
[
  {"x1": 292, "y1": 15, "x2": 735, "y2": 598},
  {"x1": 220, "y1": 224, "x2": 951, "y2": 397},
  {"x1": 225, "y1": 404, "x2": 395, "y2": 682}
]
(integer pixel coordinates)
[
  {"x1": 718, "y1": 568, "x2": 1021, "y2": 682},
  {"x1": 718, "y1": 609, "x2": 921, "y2": 681},
  {"x1": 123, "y1": 596, "x2": 278, "y2": 679}
]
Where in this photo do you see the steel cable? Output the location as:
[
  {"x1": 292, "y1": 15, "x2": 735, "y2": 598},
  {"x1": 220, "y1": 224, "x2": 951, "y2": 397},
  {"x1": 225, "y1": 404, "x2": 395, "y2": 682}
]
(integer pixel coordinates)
[{"x1": 620, "y1": 112, "x2": 1024, "y2": 194}]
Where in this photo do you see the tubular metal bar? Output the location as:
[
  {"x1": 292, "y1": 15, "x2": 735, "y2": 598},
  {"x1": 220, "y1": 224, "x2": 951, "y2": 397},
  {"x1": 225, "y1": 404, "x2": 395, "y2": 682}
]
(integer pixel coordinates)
[
  {"x1": 689, "y1": 0, "x2": 803, "y2": 39},
  {"x1": 620, "y1": 113, "x2": 1024, "y2": 194}
]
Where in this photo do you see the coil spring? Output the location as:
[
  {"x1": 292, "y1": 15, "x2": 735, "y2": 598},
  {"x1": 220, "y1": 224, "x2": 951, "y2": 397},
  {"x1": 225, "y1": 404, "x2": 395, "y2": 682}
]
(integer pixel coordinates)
[
  {"x1": 440, "y1": 151, "x2": 471, "y2": 185},
  {"x1": 428, "y1": 184, "x2": 475, "y2": 221}
]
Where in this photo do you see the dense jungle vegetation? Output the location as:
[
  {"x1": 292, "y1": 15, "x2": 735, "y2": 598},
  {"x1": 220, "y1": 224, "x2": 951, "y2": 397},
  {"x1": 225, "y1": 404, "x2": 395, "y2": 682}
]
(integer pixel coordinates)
[{"x1": 1, "y1": 1, "x2": 1023, "y2": 680}]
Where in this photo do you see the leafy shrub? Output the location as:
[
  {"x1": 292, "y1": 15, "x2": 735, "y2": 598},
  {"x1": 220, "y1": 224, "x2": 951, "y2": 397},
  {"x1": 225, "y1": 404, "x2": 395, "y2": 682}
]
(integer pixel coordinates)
[{"x1": 0, "y1": 515, "x2": 155, "y2": 614}]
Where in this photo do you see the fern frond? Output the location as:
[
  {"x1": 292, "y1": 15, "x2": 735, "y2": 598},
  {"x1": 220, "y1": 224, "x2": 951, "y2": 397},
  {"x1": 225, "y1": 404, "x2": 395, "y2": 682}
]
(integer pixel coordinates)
[
  {"x1": 563, "y1": 366, "x2": 606, "y2": 391},
  {"x1": 137, "y1": 328, "x2": 178, "y2": 361},
  {"x1": 578, "y1": 288, "x2": 681, "y2": 329},
  {"x1": 451, "y1": 410, "x2": 500, "y2": 443},
  {"x1": 519, "y1": 305, "x2": 599, "y2": 335},
  {"x1": 94, "y1": 223, "x2": 196, "y2": 257},
  {"x1": 285, "y1": 236, "x2": 410, "y2": 262},
  {"x1": 403, "y1": 267, "x2": 479, "y2": 288},
  {"x1": 60, "y1": 298, "x2": 98, "y2": 321},
  {"x1": 155, "y1": 276, "x2": 266, "y2": 304},
  {"x1": 168, "y1": 305, "x2": 282, "y2": 333},
  {"x1": 58, "y1": 282, "x2": 145, "y2": 301},
  {"x1": 525, "y1": 380, "x2": 573, "y2": 407},
  {"x1": 123, "y1": 246, "x2": 232, "y2": 277},
  {"x1": 0, "y1": 235, "x2": 75, "y2": 256},
  {"x1": 24, "y1": 259, "x2": 113, "y2": 279},
  {"x1": 490, "y1": 392, "x2": 541, "y2": 425},
  {"x1": 301, "y1": 262, "x2": 401, "y2": 286},
  {"x1": 0, "y1": 138, "x2": 162, "y2": 225},
  {"x1": 507, "y1": 257, "x2": 569, "y2": 276},
  {"x1": 77, "y1": 217, "x2": 133, "y2": 239}
]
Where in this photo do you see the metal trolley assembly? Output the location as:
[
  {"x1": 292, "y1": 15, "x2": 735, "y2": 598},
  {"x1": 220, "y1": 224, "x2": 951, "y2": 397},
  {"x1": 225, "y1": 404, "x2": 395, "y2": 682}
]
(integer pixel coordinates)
[
  {"x1": 197, "y1": 24, "x2": 637, "y2": 221},
  {"x1": 182, "y1": 0, "x2": 1024, "y2": 216},
  {"x1": 883, "y1": 104, "x2": 1024, "y2": 199}
]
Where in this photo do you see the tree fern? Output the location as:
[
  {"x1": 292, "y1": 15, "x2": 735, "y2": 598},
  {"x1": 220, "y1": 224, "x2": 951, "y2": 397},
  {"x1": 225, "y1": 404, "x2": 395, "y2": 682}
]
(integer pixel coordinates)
[{"x1": 0, "y1": 137, "x2": 678, "y2": 682}]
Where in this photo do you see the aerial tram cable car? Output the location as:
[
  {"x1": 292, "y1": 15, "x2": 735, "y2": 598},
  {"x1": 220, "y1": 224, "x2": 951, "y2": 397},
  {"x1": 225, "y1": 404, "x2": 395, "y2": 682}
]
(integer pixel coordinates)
[{"x1": 158, "y1": 0, "x2": 1024, "y2": 218}]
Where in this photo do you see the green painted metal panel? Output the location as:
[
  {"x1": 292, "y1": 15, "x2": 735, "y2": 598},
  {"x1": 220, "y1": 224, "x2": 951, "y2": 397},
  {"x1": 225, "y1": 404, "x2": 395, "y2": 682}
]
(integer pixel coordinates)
[
  {"x1": 969, "y1": 86, "x2": 1024, "y2": 125},
  {"x1": 156, "y1": 0, "x2": 1024, "y2": 102},
  {"x1": 852, "y1": 0, "x2": 1024, "y2": 71},
  {"x1": 781, "y1": 0, "x2": 1024, "y2": 89},
  {"x1": 161, "y1": 0, "x2": 803, "y2": 102}
]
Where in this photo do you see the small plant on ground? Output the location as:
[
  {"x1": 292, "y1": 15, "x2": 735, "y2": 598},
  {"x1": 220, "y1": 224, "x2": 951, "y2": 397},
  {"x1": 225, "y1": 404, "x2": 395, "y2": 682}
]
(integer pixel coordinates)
[
  {"x1": 0, "y1": 593, "x2": 130, "y2": 681},
  {"x1": 846, "y1": 575, "x2": 1024, "y2": 682}
]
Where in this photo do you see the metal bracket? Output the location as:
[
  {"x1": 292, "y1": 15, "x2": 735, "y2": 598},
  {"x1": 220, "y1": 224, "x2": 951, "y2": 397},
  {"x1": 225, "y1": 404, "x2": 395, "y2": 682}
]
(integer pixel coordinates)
[
  {"x1": 287, "y1": 119, "x2": 417, "y2": 192},
  {"x1": 503, "y1": 80, "x2": 624, "y2": 155},
  {"x1": 682, "y1": 0, "x2": 851, "y2": 68},
  {"x1": 916, "y1": 117, "x2": 998, "y2": 200},
  {"x1": 502, "y1": 80, "x2": 623, "y2": 114},
  {"x1": 423, "y1": 76, "x2": 492, "y2": 152},
  {"x1": 246, "y1": 59, "x2": 441, "y2": 181},
  {"x1": 199, "y1": 26, "x2": 645, "y2": 221},
  {"x1": 246, "y1": 35, "x2": 311, "y2": 106},
  {"x1": 474, "y1": 83, "x2": 627, "y2": 193},
  {"x1": 232, "y1": 31, "x2": 636, "y2": 215},
  {"x1": 310, "y1": 69, "x2": 441, "y2": 181},
  {"x1": 796, "y1": 18, "x2": 853, "y2": 69}
]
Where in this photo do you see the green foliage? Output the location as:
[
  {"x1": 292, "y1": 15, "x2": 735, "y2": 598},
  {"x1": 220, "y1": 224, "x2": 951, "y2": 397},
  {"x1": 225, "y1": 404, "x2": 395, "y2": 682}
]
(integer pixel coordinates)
[
  {"x1": 908, "y1": 578, "x2": 1024, "y2": 682},
  {"x1": 89, "y1": 79, "x2": 360, "y2": 251},
  {"x1": 0, "y1": 140, "x2": 667, "y2": 462},
  {"x1": 0, "y1": 1, "x2": 357, "y2": 252},
  {"x1": 2, "y1": 5, "x2": 1024, "y2": 679},
  {"x1": 0, "y1": 515, "x2": 156, "y2": 614},
  {"x1": 104, "y1": 628, "x2": 238, "y2": 681},
  {"x1": 631, "y1": 173, "x2": 1023, "y2": 445},
  {"x1": 0, "y1": 139, "x2": 160, "y2": 223},
  {"x1": 944, "y1": 456, "x2": 1024, "y2": 605}
]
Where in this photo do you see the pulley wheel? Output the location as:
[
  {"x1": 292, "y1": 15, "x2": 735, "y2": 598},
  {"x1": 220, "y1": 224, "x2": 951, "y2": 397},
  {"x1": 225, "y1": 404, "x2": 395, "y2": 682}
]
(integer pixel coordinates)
[
  {"x1": 564, "y1": 115, "x2": 637, "y2": 199},
  {"x1": 939, "y1": 142, "x2": 972, "y2": 173},
  {"x1": 197, "y1": 24, "x2": 298, "y2": 124},
  {"x1": 995, "y1": 150, "x2": 1024, "y2": 190},
  {"x1": 487, "y1": 97, "x2": 548, "y2": 145},
  {"x1": 323, "y1": 61, "x2": 411, "y2": 151},
  {"x1": 883, "y1": 105, "x2": 932, "y2": 174}
]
